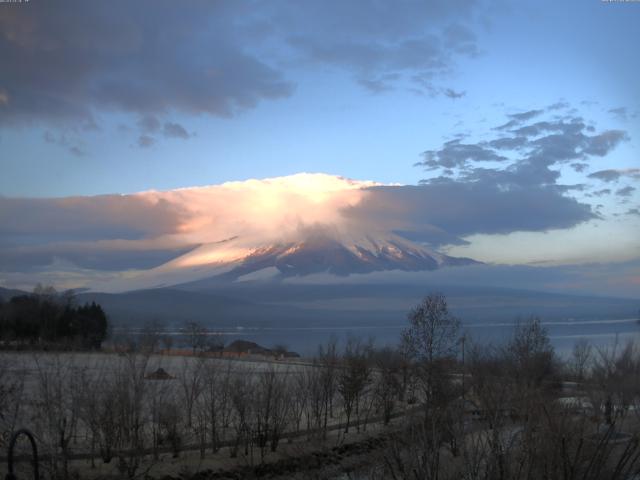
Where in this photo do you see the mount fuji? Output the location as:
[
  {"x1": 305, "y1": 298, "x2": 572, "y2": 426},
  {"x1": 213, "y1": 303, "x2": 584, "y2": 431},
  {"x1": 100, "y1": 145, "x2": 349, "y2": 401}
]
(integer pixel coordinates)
[{"x1": 99, "y1": 230, "x2": 478, "y2": 292}]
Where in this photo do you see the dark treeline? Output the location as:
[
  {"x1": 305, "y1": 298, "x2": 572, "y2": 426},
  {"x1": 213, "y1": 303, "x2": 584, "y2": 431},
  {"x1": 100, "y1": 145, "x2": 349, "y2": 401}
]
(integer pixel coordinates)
[{"x1": 0, "y1": 285, "x2": 108, "y2": 350}]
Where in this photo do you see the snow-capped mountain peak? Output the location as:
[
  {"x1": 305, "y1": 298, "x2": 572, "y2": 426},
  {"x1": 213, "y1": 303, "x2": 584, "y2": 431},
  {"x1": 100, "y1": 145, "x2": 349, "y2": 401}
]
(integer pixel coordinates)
[
  {"x1": 88, "y1": 230, "x2": 478, "y2": 292},
  {"x1": 166, "y1": 231, "x2": 478, "y2": 283}
]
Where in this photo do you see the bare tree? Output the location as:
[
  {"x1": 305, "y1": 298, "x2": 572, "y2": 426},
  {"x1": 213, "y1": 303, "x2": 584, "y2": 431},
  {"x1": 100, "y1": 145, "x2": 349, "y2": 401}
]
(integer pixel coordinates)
[
  {"x1": 33, "y1": 353, "x2": 80, "y2": 480},
  {"x1": 289, "y1": 369, "x2": 309, "y2": 437},
  {"x1": 112, "y1": 352, "x2": 151, "y2": 479},
  {"x1": 157, "y1": 399, "x2": 183, "y2": 458},
  {"x1": 589, "y1": 340, "x2": 639, "y2": 425},
  {"x1": 402, "y1": 293, "x2": 461, "y2": 365},
  {"x1": 506, "y1": 317, "x2": 556, "y2": 393},
  {"x1": 0, "y1": 354, "x2": 25, "y2": 447},
  {"x1": 182, "y1": 320, "x2": 208, "y2": 355},
  {"x1": 147, "y1": 367, "x2": 175, "y2": 460},
  {"x1": 570, "y1": 338, "x2": 592, "y2": 381},
  {"x1": 229, "y1": 368, "x2": 253, "y2": 459},
  {"x1": 401, "y1": 293, "x2": 461, "y2": 420},
  {"x1": 316, "y1": 337, "x2": 339, "y2": 439},
  {"x1": 382, "y1": 294, "x2": 463, "y2": 480},
  {"x1": 401, "y1": 293, "x2": 461, "y2": 406},
  {"x1": 371, "y1": 347, "x2": 402, "y2": 425},
  {"x1": 178, "y1": 356, "x2": 204, "y2": 429},
  {"x1": 208, "y1": 360, "x2": 234, "y2": 453},
  {"x1": 76, "y1": 360, "x2": 106, "y2": 468},
  {"x1": 252, "y1": 366, "x2": 290, "y2": 462},
  {"x1": 305, "y1": 362, "x2": 325, "y2": 437},
  {"x1": 139, "y1": 319, "x2": 166, "y2": 354},
  {"x1": 93, "y1": 372, "x2": 121, "y2": 464},
  {"x1": 337, "y1": 338, "x2": 371, "y2": 433}
]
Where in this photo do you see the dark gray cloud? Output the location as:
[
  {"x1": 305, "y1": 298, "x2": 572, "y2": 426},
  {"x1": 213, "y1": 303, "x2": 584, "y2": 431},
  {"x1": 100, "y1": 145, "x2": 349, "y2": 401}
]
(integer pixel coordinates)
[
  {"x1": 418, "y1": 139, "x2": 507, "y2": 170},
  {"x1": 548, "y1": 101, "x2": 570, "y2": 111},
  {"x1": 510, "y1": 109, "x2": 544, "y2": 122},
  {"x1": 608, "y1": 107, "x2": 637, "y2": 122},
  {"x1": 582, "y1": 130, "x2": 629, "y2": 156},
  {"x1": 495, "y1": 109, "x2": 545, "y2": 130},
  {"x1": 570, "y1": 162, "x2": 589, "y2": 172},
  {"x1": 588, "y1": 170, "x2": 623, "y2": 182},
  {"x1": 137, "y1": 115, "x2": 161, "y2": 134},
  {"x1": 404, "y1": 104, "x2": 633, "y2": 245},
  {"x1": 591, "y1": 189, "x2": 611, "y2": 197},
  {"x1": 135, "y1": 117, "x2": 190, "y2": 146},
  {"x1": 588, "y1": 168, "x2": 640, "y2": 183},
  {"x1": 163, "y1": 122, "x2": 190, "y2": 139},
  {"x1": 0, "y1": 0, "x2": 482, "y2": 132},
  {"x1": 556, "y1": 184, "x2": 587, "y2": 193},
  {"x1": 348, "y1": 182, "x2": 595, "y2": 247},
  {"x1": 0, "y1": 190, "x2": 197, "y2": 272},
  {"x1": 416, "y1": 107, "x2": 629, "y2": 193},
  {"x1": 609, "y1": 107, "x2": 628, "y2": 121},
  {"x1": 513, "y1": 120, "x2": 582, "y2": 138},
  {"x1": 444, "y1": 88, "x2": 466, "y2": 99},
  {"x1": 487, "y1": 136, "x2": 528, "y2": 150},
  {"x1": 392, "y1": 227, "x2": 470, "y2": 247},
  {"x1": 137, "y1": 135, "x2": 155, "y2": 148},
  {"x1": 616, "y1": 186, "x2": 636, "y2": 197},
  {"x1": 0, "y1": 243, "x2": 194, "y2": 272},
  {"x1": 42, "y1": 131, "x2": 85, "y2": 157},
  {"x1": 269, "y1": 0, "x2": 480, "y2": 94},
  {"x1": 356, "y1": 75, "x2": 398, "y2": 93},
  {"x1": 0, "y1": 1, "x2": 293, "y2": 127},
  {"x1": 69, "y1": 146, "x2": 84, "y2": 157},
  {"x1": 0, "y1": 195, "x2": 187, "y2": 242},
  {"x1": 627, "y1": 208, "x2": 640, "y2": 216}
]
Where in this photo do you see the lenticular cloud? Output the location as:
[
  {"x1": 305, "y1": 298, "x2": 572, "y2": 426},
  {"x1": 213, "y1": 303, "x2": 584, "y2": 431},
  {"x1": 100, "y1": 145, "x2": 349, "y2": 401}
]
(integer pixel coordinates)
[{"x1": 0, "y1": 172, "x2": 596, "y2": 291}]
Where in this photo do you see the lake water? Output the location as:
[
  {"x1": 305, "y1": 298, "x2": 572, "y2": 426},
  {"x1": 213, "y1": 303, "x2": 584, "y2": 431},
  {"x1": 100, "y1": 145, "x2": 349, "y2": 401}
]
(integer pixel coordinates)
[{"x1": 128, "y1": 317, "x2": 640, "y2": 357}]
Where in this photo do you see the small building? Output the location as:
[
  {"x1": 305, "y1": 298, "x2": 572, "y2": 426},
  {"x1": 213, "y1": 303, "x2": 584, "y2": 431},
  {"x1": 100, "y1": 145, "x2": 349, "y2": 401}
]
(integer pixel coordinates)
[{"x1": 145, "y1": 367, "x2": 174, "y2": 380}]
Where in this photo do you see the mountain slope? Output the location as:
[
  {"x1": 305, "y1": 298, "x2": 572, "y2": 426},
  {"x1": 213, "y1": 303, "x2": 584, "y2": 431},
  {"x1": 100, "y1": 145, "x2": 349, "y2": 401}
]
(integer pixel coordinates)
[
  {"x1": 86, "y1": 230, "x2": 479, "y2": 292},
  {"x1": 218, "y1": 237, "x2": 468, "y2": 279},
  {"x1": 76, "y1": 283, "x2": 639, "y2": 329}
]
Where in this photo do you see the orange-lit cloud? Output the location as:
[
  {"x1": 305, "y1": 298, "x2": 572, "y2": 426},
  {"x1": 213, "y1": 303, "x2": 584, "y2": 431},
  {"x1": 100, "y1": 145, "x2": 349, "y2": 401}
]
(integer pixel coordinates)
[
  {"x1": 1, "y1": 172, "x2": 635, "y2": 293},
  {"x1": 0, "y1": 174, "x2": 385, "y2": 279},
  {"x1": 152, "y1": 173, "x2": 381, "y2": 246}
]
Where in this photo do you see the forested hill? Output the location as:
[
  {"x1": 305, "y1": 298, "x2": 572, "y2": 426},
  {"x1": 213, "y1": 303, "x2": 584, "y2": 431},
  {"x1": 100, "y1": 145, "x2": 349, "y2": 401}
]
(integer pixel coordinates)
[{"x1": 0, "y1": 287, "x2": 108, "y2": 349}]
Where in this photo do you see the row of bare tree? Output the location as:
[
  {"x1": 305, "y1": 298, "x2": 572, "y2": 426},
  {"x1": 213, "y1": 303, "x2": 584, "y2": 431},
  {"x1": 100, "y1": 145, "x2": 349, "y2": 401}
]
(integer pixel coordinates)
[
  {"x1": 0, "y1": 336, "x2": 415, "y2": 479},
  {"x1": 362, "y1": 294, "x2": 640, "y2": 480},
  {"x1": 1, "y1": 293, "x2": 639, "y2": 480}
]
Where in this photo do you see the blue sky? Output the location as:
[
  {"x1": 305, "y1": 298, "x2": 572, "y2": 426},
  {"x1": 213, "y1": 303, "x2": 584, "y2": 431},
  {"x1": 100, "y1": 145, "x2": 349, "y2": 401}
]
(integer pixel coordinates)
[
  {"x1": 1, "y1": 0, "x2": 637, "y2": 196},
  {"x1": 0, "y1": 0, "x2": 639, "y2": 293}
]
